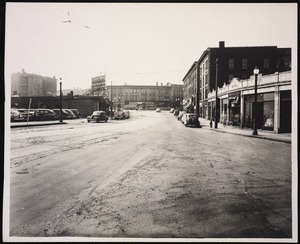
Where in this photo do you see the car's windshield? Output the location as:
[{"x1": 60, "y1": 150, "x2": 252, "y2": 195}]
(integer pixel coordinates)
[{"x1": 189, "y1": 115, "x2": 198, "y2": 119}]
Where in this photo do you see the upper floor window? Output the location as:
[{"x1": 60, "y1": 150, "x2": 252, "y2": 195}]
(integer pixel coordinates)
[
  {"x1": 228, "y1": 74, "x2": 234, "y2": 83},
  {"x1": 264, "y1": 58, "x2": 270, "y2": 68},
  {"x1": 228, "y1": 59, "x2": 234, "y2": 69},
  {"x1": 283, "y1": 56, "x2": 291, "y2": 69},
  {"x1": 242, "y1": 58, "x2": 248, "y2": 69}
]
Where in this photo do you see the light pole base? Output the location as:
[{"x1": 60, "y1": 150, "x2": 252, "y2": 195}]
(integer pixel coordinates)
[{"x1": 252, "y1": 130, "x2": 258, "y2": 135}]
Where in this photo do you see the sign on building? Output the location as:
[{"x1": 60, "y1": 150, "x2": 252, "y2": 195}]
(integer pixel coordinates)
[{"x1": 91, "y1": 75, "x2": 106, "y2": 93}]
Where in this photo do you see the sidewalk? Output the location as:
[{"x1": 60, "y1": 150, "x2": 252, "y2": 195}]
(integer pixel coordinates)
[
  {"x1": 11, "y1": 121, "x2": 67, "y2": 128},
  {"x1": 199, "y1": 118, "x2": 292, "y2": 144}
]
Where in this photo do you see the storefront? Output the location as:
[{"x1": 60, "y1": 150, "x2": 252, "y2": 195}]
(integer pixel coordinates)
[{"x1": 243, "y1": 92, "x2": 274, "y2": 130}]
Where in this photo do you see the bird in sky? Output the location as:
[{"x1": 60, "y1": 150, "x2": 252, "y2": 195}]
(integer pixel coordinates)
[
  {"x1": 61, "y1": 10, "x2": 91, "y2": 29},
  {"x1": 62, "y1": 10, "x2": 72, "y2": 23}
]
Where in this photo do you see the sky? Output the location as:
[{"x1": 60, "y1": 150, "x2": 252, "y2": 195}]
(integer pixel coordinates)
[{"x1": 5, "y1": 2, "x2": 297, "y2": 89}]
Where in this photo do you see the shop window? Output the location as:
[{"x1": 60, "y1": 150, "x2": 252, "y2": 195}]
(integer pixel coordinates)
[
  {"x1": 263, "y1": 101, "x2": 274, "y2": 129},
  {"x1": 263, "y1": 93, "x2": 274, "y2": 101}
]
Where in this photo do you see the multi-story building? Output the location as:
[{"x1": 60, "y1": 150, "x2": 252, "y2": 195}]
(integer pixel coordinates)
[
  {"x1": 11, "y1": 69, "x2": 57, "y2": 97},
  {"x1": 183, "y1": 41, "x2": 291, "y2": 119},
  {"x1": 106, "y1": 83, "x2": 183, "y2": 110},
  {"x1": 207, "y1": 70, "x2": 291, "y2": 133}
]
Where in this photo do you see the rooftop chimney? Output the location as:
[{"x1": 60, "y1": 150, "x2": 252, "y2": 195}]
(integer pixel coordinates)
[{"x1": 219, "y1": 41, "x2": 225, "y2": 48}]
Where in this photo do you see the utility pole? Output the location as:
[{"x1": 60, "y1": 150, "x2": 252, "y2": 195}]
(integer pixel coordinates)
[
  {"x1": 215, "y1": 58, "x2": 218, "y2": 128},
  {"x1": 59, "y1": 78, "x2": 63, "y2": 123},
  {"x1": 110, "y1": 80, "x2": 113, "y2": 119}
]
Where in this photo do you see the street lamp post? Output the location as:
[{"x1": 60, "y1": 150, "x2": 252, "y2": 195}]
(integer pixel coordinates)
[
  {"x1": 215, "y1": 58, "x2": 218, "y2": 128},
  {"x1": 252, "y1": 67, "x2": 259, "y2": 135},
  {"x1": 110, "y1": 81, "x2": 113, "y2": 119},
  {"x1": 59, "y1": 78, "x2": 63, "y2": 123}
]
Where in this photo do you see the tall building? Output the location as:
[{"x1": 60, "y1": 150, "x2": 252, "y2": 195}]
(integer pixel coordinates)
[
  {"x1": 11, "y1": 69, "x2": 57, "y2": 97},
  {"x1": 106, "y1": 83, "x2": 183, "y2": 110},
  {"x1": 183, "y1": 42, "x2": 291, "y2": 118}
]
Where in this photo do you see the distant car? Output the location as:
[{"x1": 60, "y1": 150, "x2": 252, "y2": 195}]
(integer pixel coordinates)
[
  {"x1": 17, "y1": 109, "x2": 35, "y2": 121},
  {"x1": 70, "y1": 109, "x2": 81, "y2": 118},
  {"x1": 11, "y1": 110, "x2": 26, "y2": 122},
  {"x1": 181, "y1": 113, "x2": 201, "y2": 128},
  {"x1": 177, "y1": 111, "x2": 186, "y2": 121},
  {"x1": 52, "y1": 109, "x2": 72, "y2": 120},
  {"x1": 87, "y1": 111, "x2": 108, "y2": 123},
  {"x1": 32, "y1": 109, "x2": 58, "y2": 121},
  {"x1": 156, "y1": 108, "x2": 161, "y2": 112},
  {"x1": 170, "y1": 108, "x2": 175, "y2": 113}
]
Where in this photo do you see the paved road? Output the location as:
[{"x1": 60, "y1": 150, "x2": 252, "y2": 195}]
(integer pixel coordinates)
[{"x1": 7, "y1": 110, "x2": 292, "y2": 239}]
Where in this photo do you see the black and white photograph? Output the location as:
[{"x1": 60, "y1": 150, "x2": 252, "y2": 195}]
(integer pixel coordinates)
[{"x1": 3, "y1": 2, "x2": 298, "y2": 242}]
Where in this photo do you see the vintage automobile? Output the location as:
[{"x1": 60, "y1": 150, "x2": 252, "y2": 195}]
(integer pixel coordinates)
[
  {"x1": 156, "y1": 108, "x2": 161, "y2": 112},
  {"x1": 87, "y1": 111, "x2": 108, "y2": 123},
  {"x1": 17, "y1": 109, "x2": 35, "y2": 121},
  {"x1": 11, "y1": 109, "x2": 26, "y2": 122},
  {"x1": 181, "y1": 113, "x2": 201, "y2": 128},
  {"x1": 114, "y1": 110, "x2": 126, "y2": 120},
  {"x1": 70, "y1": 109, "x2": 82, "y2": 118},
  {"x1": 64, "y1": 109, "x2": 77, "y2": 119},
  {"x1": 32, "y1": 108, "x2": 58, "y2": 121},
  {"x1": 52, "y1": 109, "x2": 72, "y2": 120},
  {"x1": 177, "y1": 111, "x2": 186, "y2": 121}
]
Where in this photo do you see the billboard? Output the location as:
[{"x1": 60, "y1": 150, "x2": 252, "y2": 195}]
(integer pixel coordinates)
[{"x1": 91, "y1": 75, "x2": 106, "y2": 92}]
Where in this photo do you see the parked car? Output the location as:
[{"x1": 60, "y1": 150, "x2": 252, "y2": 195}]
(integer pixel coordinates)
[
  {"x1": 177, "y1": 111, "x2": 186, "y2": 121},
  {"x1": 64, "y1": 109, "x2": 77, "y2": 119},
  {"x1": 156, "y1": 108, "x2": 161, "y2": 112},
  {"x1": 70, "y1": 109, "x2": 81, "y2": 118},
  {"x1": 173, "y1": 109, "x2": 179, "y2": 116},
  {"x1": 17, "y1": 109, "x2": 35, "y2": 121},
  {"x1": 87, "y1": 111, "x2": 108, "y2": 123},
  {"x1": 181, "y1": 113, "x2": 201, "y2": 128},
  {"x1": 114, "y1": 110, "x2": 125, "y2": 120},
  {"x1": 123, "y1": 110, "x2": 130, "y2": 119},
  {"x1": 11, "y1": 109, "x2": 26, "y2": 122},
  {"x1": 32, "y1": 109, "x2": 58, "y2": 121},
  {"x1": 52, "y1": 109, "x2": 72, "y2": 120},
  {"x1": 170, "y1": 108, "x2": 175, "y2": 113}
]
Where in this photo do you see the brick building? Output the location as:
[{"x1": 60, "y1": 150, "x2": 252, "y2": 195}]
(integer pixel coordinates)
[
  {"x1": 183, "y1": 42, "x2": 291, "y2": 119},
  {"x1": 106, "y1": 83, "x2": 183, "y2": 110},
  {"x1": 11, "y1": 69, "x2": 57, "y2": 97}
]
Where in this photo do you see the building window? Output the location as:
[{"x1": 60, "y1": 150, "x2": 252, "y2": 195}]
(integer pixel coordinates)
[
  {"x1": 241, "y1": 74, "x2": 248, "y2": 79},
  {"x1": 228, "y1": 74, "x2": 234, "y2": 83},
  {"x1": 264, "y1": 58, "x2": 270, "y2": 68},
  {"x1": 242, "y1": 58, "x2": 248, "y2": 69},
  {"x1": 228, "y1": 59, "x2": 234, "y2": 69},
  {"x1": 283, "y1": 56, "x2": 291, "y2": 69}
]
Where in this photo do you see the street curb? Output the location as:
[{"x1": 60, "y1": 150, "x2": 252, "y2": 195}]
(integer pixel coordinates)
[
  {"x1": 209, "y1": 128, "x2": 291, "y2": 144},
  {"x1": 11, "y1": 122, "x2": 67, "y2": 128}
]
